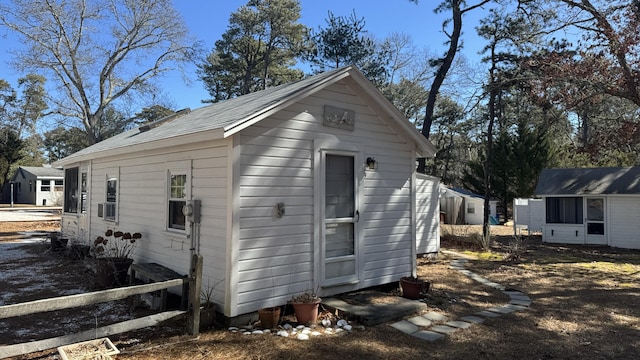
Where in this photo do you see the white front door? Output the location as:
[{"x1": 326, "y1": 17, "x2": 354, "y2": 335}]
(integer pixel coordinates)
[
  {"x1": 322, "y1": 153, "x2": 359, "y2": 286},
  {"x1": 585, "y1": 197, "x2": 606, "y2": 245}
]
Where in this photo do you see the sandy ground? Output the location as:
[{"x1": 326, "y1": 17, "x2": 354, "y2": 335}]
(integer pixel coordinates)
[{"x1": 0, "y1": 209, "x2": 61, "y2": 222}]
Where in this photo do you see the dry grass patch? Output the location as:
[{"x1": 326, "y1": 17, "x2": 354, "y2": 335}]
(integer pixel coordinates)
[{"x1": 4, "y1": 225, "x2": 640, "y2": 360}]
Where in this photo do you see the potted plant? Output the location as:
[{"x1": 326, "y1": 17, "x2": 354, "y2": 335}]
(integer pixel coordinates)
[
  {"x1": 200, "y1": 285, "x2": 217, "y2": 331},
  {"x1": 258, "y1": 306, "x2": 281, "y2": 329},
  {"x1": 68, "y1": 227, "x2": 91, "y2": 260},
  {"x1": 289, "y1": 291, "x2": 322, "y2": 325},
  {"x1": 49, "y1": 231, "x2": 68, "y2": 252},
  {"x1": 69, "y1": 239, "x2": 91, "y2": 260},
  {"x1": 399, "y1": 275, "x2": 430, "y2": 300},
  {"x1": 93, "y1": 229, "x2": 141, "y2": 288},
  {"x1": 258, "y1": 271, "x2": 281, "y2": 329}
]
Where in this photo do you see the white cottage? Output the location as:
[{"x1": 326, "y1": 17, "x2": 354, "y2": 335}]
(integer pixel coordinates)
[
  {"x1": 55, "y1": 66, "x2": 438, "y2": 319},
  {"x1": 9, "y1": 166, "x2": 64, "y2": 206},
  {"x1": 440, "y1": 186, "x2": 498, "y2": 225},
  {"x1": 535, "y1": 167, "x2": 640, "y2": 249}
]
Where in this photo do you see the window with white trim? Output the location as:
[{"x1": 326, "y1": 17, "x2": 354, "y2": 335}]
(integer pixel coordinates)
[
  {"x1": 168, "y1": 172, "x2": 187, "y2": 230},
  {"x1": 104, "y1": 176, "x2": 117, "y2": 221},
  {"x1": 41, "y1": 180, "x2": 51, "y2": 192},
  {"x1": 467, "y1": 202, "x2": 475, "y2": 214}
]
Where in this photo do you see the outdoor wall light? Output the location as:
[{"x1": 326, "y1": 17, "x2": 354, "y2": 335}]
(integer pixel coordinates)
[{"x1": 366, "y1": 157, "x2": 377, "y2": 170}]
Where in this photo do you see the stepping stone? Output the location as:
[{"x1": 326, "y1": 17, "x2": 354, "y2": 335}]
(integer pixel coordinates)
[
  {"x1": 457, "y1": 269, "x2": 472, "y2": 275},
  {"x1": 390, "y1": 320, "x2": 419, "y2": 334},
  {"x1": 408, "y1": 316, "x2": 432, "y2": 327},
  {"x1": 422, "y1": 311, "x2": 449, "y2": 322},
  {"x1": 461, "y1": 315, "x2": 485, "y2": 324},
  {"x1": 502, "y1": 290, "x2": 524, "y2": 297},
  {"x1": 476, "y1": 310, "x2": 501, "y2": 318},
  {"x1": 510, "y1": 294, "x2": 531, "y2": 301},
  {"x1": 430, "y1": 325, "x2": 458, "y2": 334},
  {"x1": 488, "y1": 306, "x2": 515, "y2": 314},
  {"x1": 412, "y1": 330, "x2": 445, "y2": 342},
  {"x1": 504, "y1": 303, "x2": 528, "y2": 311},
  {"x1": 446, "y1": 320, "x2": 472, "y2": 329},
  {"x1": 510, "y1": 299, "x2": 531, "y2": 307}
]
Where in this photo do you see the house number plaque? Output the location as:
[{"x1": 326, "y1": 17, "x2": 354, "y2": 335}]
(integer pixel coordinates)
[{"x1": 323, "y1": 105, "x2": 355, "y2": 131}]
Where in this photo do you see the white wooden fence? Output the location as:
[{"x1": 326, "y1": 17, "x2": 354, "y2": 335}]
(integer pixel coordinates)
[{"x1": 0, "y1": 255, "x2": 203, "y2": 359}]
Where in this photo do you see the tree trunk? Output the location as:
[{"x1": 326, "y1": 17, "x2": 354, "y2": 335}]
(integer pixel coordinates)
[{"x1": 421, "y1": 0, "x2": 463, "y2": 139}]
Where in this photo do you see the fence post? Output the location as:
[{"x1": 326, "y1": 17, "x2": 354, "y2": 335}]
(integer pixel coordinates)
[{"x1": 187, "y1": 254, "x2": 203, "y2": 335}]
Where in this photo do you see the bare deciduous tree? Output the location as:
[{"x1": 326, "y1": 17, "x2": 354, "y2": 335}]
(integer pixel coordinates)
[{"x1": 0, "y1": 0, "x2": 194, "y2": 145}]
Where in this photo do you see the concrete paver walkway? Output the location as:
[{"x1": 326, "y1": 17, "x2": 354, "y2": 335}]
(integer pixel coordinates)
[{"x1": 389, "y1": 257, "x2": 532, "y2": 341}]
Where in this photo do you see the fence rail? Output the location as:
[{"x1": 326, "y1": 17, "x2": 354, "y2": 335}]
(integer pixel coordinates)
[{"x1": 0, "y1": 254, "x2": 203, "y2": 359}]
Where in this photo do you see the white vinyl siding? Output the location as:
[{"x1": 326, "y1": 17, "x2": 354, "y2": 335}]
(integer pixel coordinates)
[
  {"x1": 79, "y1": 140, "x2": 230, "y2": 309},
  {"x1": 608, "y1": 197, "x2": 640, "y2": 249},
  {"x1": 235, "y1": 81, "x2": 417, "y2": 314}
]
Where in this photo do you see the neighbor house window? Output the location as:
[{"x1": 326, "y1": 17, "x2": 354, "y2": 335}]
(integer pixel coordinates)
[
  {"x1": 168, "y1": 173, "x2": 187, "y2": 230},
  {"x1": 80, "y1": 172, "x2": 87, "y2": 213},
  {"x1": 467, "y1": 202, "x2": 475, "y2": 214},
  {"x1": 105, "y1": 177, "x2": 117, "y2": 221},
  {"x1": 54, "y1": 180, "x2": 63, "y2": 192},
  {"x1": 546, "y1": 197, "x2": 583, "y2": 224},
  {"x1": 64, "y1": 168, "x2": 79, "y2": 213},
  {"x1": 41, "y1": 180, "x2": 51, "y2": 192}
]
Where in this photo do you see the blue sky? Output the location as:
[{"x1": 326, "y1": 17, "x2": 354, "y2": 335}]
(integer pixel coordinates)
[{"x1": 0, "y1": 0, "x2": 490, "y2": 112}]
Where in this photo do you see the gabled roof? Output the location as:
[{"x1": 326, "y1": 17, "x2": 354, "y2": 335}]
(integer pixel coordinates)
[
  {"x1": 56, "y1": 66, "x2": 436, "y2": 166},
  {"x1": 14, "y1": 166, "x2": 64, "y2": 179},
  {"x1": 535, "y1": 167, "x2": 640, "y2": 195}
]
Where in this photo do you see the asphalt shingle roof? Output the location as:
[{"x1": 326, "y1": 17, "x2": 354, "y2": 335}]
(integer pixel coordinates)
[
  {"x1": 534, "y1": 167, "x2": 640, "y2": 195},
  {"x1": 18, "y1": 166, "x2": 64, "y2": 178},
  {"x1": 56, "y1": 66, "x2": 435, "y2": 165}
]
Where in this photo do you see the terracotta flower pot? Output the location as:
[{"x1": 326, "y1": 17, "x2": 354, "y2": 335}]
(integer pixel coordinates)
[
  {"x1": 258, "y1": 306, "x2": 281, "y2": 329},
  {"x1": 291, "y1": 301, "x2": 321, "y2": 325}
]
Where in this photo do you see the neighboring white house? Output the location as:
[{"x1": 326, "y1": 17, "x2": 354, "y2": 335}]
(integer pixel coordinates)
[
  {"x1": 513, "y1": 198, "x2": 544, "y2": 233},
  {"x1": 440, "y1": 186, "x2": 498, "y2": 225},
  {"x1": 9, "y1": 166, "x2": 64, "y2": 206},
  {"x1": 535, "y1": 167, "x2": 640, "y2": 249},
  {"x1": 55, "y1": 66, "x2": 439, "y2": 320}
]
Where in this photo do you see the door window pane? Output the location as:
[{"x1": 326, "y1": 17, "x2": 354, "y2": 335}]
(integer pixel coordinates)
[
  {"x1": 325, "y1": 155, "x2": 354, "y2": 218},
  {"x1": 586, "y1": 198, "x2": 604, "y2": 221},
  {"x1": 325, "y1": 222, "x2": 354, "y2": 258}
]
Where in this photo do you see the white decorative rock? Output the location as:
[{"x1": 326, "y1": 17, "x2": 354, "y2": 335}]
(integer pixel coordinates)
[
  {"x1": 297, "y1": 333, "x2": 310, "y2": 340},
  {"x1": 343, "y1": 324, "x2": 352, "y2": 331},
  {"x1": 277, "y1": 330, "x2": 289, "y2": 337},
  {"x1": 324, "y1": 327, "x2": 333, "y2": 333},
  {"x1": 301, "y1": 329, "x2": 311, "y2": 335},
  {"x1": 252, "y1": 330, "x2": 264, "y2": 335},
  {"x1": 335, "y1": 328, "x2": 344, "y2": 333},
  {"x1": 322, "y1": 319, "x2": 332, "y2": 327},
  {"x1": 311, "y1": 331, "x2": 322, "y2": 336},
  {"x1": 242, "y1": 331, "x2": 252, "y2": 335},
  {"x1": 228, "y1": 327, "x2": 239, "y2": 331},
  {"x1": 263, "y1": 329, "x2": 271, "y2": 334},
  {"x1": 283, "y1": 323, "x2": 293, "y2": 330},
  {"x1": 337, "y1": 319, "x2": 348, "y2": 327},
  {"x1": 239, "y1": 329, "x2": 246, "y2": 332},
  {"x1": 296, "y1": 325, "x2": 305, "y2": 330}
]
